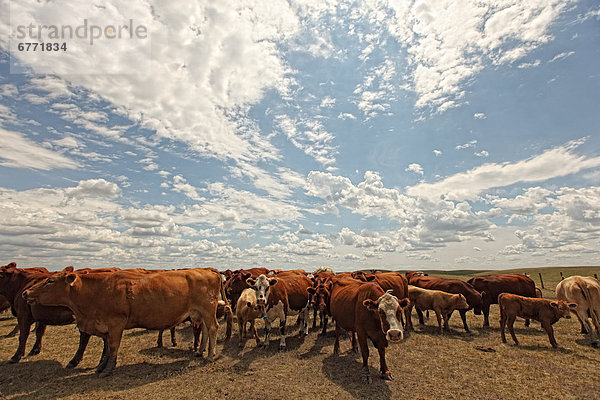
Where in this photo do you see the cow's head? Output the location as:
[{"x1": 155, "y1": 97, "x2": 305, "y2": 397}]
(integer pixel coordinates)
[
  {"x1": 453, "y1": 294, "x2": 470, "y2": 310},
  {"x1": 363, "y1": 290, "x2": 409, "y2": 342},
  {"x1": 246, "y1": 274, "x2": 277, "y2": 306},
  {"x1": 551, "y1": 300, "x2": 577, "y2": 319},
  {"x1": 307, "y1": 280, "x2": 332, "y2": 312},
  {"x1": 0, "y1": 263, "x2": 18, "y2": 293},
  {"x1": 22, "y1": 266, "x2": 76, "y2": 307}
]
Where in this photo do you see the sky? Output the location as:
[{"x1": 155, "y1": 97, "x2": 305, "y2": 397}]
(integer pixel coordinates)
[{"x1": 0, "y1": 0, "x2": 599, "y2": 271}]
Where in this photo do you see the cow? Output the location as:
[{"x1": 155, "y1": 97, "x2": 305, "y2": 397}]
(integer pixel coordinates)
[
  {"x1": 406, "y1": 271, "x2": 482, "y2": 333},
  {"x1": 330, "y1": 277, "x2": 409, "y2": 383},
  {"x1": 556, "y1": 276, "x2": 600, "y2": 348},
  {"x1": 407, "y1": 285, "x2": 469, "y2": 333},
  {"x1": 245, "y1": 273, "x2": 312, "y2": 350},
  {"x1": 307, "y1": 279, "x2": 332, "y2": 336},
  {"x1": 499, "y1": 293, "x2": 576, "y2": 348},
  {"x1": 224, "y1": 268, "x2": 269, "y2": 311},
  {"x1": 467, "y1": 273, "x2": 537, "y2": 328},
  {"x1": 352, "y1": 272, "x2": 412, "y2": 331},
  {"x1": 236, "y1": 288, "x2": 264, "y2": 347},
  {"x1": 24, "y1": 267, "x2": 223, "y2": 377}
]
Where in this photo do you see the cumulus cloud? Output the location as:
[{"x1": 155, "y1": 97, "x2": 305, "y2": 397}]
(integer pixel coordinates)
[
  {"x1": 456, "y1": 140, "x2": 477, "y2": 150},
  {"x1": 474, "y1": 113, "x2": 487, "y2": 120},
  {"x1": 405, "y1": 163, "x2": 424, "y2": 175},
  {"x1": 407, "y1": 139, "x2": 600, "y2": 200},
  {"x1": 433, "y1": 150, "x2": 442, "y2": 156},
  {"x1": 0, "y1": 127, "x2": 79, "y2": 170}
]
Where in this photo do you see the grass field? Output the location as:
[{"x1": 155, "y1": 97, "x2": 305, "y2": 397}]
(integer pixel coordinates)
[{"x1": 1, "y1": 266, "x2": 600, "y2": 400}]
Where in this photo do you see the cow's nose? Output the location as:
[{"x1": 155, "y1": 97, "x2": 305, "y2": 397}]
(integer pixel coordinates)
[
  {"x1": 22, "y1": 291, "x2": 29, "y2": 300},
  {"x1": 387, "y1": 329, "x2": 403, "y2": 342}
]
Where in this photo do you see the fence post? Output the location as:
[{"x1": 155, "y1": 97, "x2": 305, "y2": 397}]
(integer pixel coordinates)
[{"x1": 538, "y1": 273, "x2": 544, "y2": 289}]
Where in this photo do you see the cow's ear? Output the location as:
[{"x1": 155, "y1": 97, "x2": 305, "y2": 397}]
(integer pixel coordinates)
[
  {"x1": 568, "y1": 303, "x2": 577, "y2": 310},
  {"x1": 459, "y1": 294, "x2": 466, "y2": 301},
  {"x1": 224, "y1": 270, "x2": 232, "y2": 278},
  {"x1": 7, "y1": 262, "x2": 17, "y2": 269},
  {"x1": 366, "y1": 275, "x2": 376, "y2": 282},
  {"x1": 65, "y1": 273, "x2": 78, "y2": 286},
  {"x1": 246, "y1": 278, "x2": 256, "y2": 287},
  {"x1": 242, "y1": 272, "x2": 251, "y2": 280},
  {"x1": 399, "y1": 298, "x2": 410, "y2": 308},
  {"x1": 269, "y1": 278, "x2": 278, "y2": 286},
  {"x1": 363, "y1": 299, "x2": 378, "y2": 311},
  {"x1": 550, "y1": 302, "x2": 559, "y2": 309},
  {"x1": 64, "y1": 266, "x2": 75, "y2": 273},
  {"x1": 307, "y1": 287, "x2": 316, "y2": 294}
]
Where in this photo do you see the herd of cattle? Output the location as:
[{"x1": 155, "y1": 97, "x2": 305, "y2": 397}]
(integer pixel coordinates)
[{"x1": 1, "y1": 262, "x2": 599, "y2": 383}]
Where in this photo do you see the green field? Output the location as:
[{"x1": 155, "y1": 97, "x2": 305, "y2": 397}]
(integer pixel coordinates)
[{"x1": 1, "y1": 266, "x2": 599, "y2": 400}]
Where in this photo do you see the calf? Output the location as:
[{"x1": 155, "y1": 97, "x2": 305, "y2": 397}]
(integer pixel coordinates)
[
  {"x1": 224, "y1": 268, "x2": 269, "y2": 311},
  {"x1": 499, "y1": 293, "x2": 576, "y2": 348},
  {"x1": 556, "y1": 276, "x2": 600, "y2": 347},
  {"x1": 408, "y1": 285, "x2": 469, "y2": 333},
  {"x1": 307, "y1": 279, "x2": 332, "y2": 336},
  {"x1": 330, "y1": 278, "x2": 409, "y2": 383},
  {"x1": 246, "y1": 273, "x2": 311, "y2": 350},
  {"x1": 406, "y1": 271, "x2": 482, "y2": 333},
  {"x1": 236, "y1": 288, "x2": 263, "y2": 347}
]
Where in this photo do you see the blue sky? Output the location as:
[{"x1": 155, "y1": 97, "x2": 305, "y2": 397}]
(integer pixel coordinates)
[{"x1": 0, "y1": 0, "x2": 599, "y2": 271}]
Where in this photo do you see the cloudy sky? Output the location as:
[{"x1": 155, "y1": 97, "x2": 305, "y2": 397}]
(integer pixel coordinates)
[{"x1": 0, "y1": 0, "x2": 599, "y2": 271}]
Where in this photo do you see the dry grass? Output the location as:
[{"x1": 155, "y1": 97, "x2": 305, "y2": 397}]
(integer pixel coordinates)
[{"x1": 1, "y1": 266, "x2": 600, "y2": 400}]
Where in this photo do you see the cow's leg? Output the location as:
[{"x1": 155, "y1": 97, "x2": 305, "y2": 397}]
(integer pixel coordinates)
[
  {"x1": 206, "y1": 317, "x2": 218, "y2": 358},
  {"x1": 95, "y1": 336, "x2": 110, "y2": 374},
  {"x1": 9, "y1": 317, "x2": 33, "y2": 363},
  {"x1": 376, "y1": 341, "x2": 392, "y2": 380},
  {"x1": 357, "y1": 332, "x2": 371, "y2": 384},
  {"x1": 320, "y1": 314, "x2": 328, "y2": 337},
  {"x1": 66, "y1": 331, "x2": 92, "y2": 369},
  {"x1": 279, "y1": 316, "x2": 287, "y2": 350},
  {"x1": 459, "y1": 310, "x2": 470, "y2": 333},
  {"x1": 500, "y1": 309, "x2": 507, "y2": 343},
  {"x1": 238, "y1": 318, "x2": 245, "y2": 347},
  {"x1": 251, "y1": 320, "x2": 261, "y2": 346},
  {"x1": 192, "y1": 324, "x2": 201, "y2": 353},
  {"x1": 442, "y1": 310, "x2": 451, "y2": 333},
  {"x1": 170, "y1": 326, "x2": 177, "y2": 347},
  {"x1": 194, "y1": 322, "x2": 208, "y2": 357},
  {"x1": 27, "y1": 322, "x2": 47, "y2": 356},
  {"x1": 404, "y1": 304, "x2": 413, "y2": 331},
  {"x1": 351, "y1": 331, "x2": 358, "y2": 353},
  {"x1": 223, "y1": 306, "x2": 232, "y2": 342},
  {"x1": 524, "y1": 318, "x2": 531, "y2": 327},
  {"x1": 579, "y1": 317, "x2": 588, "y2": 334},
  {"x1": 157, "y1": 329, "x2": 165, "y2": 348},
  {"x1": 482, "y1": 301, "x2": 491, "y2": 327},
  {"x1": 263, "y1": 318, "x2": 271, "y2": 348},
  {"x1": 312, "y1": 307, "x2": 318, "y2": 330},
  {"x1": 542, "y1": 321, "x2": 558, "y2": 348},
  {"x1": 302, "y1": 307, "x2": 310, "y2": 336},
  {"x1": 416, "y1": 308, "x2": 425, "y2": 325},
  {"x1": 5, "y1": 324, "x2": 19, "y2": 338},
  {"x1": 333, "y1": 322, "x2": 342, "y2": 354},
  {"x1": 507, "y1": 315, "x2": 518, "y2": 345},
  {"x1": 435, "y1": 310, "x2": 443, "y2": 334},
  {"x1": 98, "y1": 329, "x2": 123, "y2": 377}
]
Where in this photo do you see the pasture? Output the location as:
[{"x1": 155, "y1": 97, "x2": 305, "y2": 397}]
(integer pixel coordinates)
[{"x1": 1, "y1": 266, "x2": 600, "y2": 400}]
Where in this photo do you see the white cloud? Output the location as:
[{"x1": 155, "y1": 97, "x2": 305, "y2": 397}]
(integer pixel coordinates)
[
  {"x1": 456, "y1": 140, "x2": 477, "y2": 150},
  {"x1": 275, "y1": 115, "x2": 336, "y2": 167},
  {"x1": 405, "y1": 163, "x2": 424, "y2": 175},
  {"x1": 549, "y1": 51, "x2": 574, "y2": 62},
  {"x1": 474, "y1": 113, "x2": 487, "y2": 120},
  {"x1": 433, "y1": 150, "x2": 442, "y2": 156},
  {"x1": 518, "y1": 59, "x2": 541, "y2": 69},
  {"x1": 475, "y1": 150, "x2": 489, "y2": 157},
  {"x1": 489, "y1": 187, "x2": 552, "y2": 214},
  {"x1": 171, "y1": 175, "x2": 203, "y2": 201},
  {"x1": 407, "y1": 139, "x2": 600, "y2": 200},
  {"x1": 0, "y1": 127, "x2": 79, "y2": 170}
]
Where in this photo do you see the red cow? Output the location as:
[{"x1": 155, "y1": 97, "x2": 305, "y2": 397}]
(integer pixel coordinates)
[
  {"x1": 467, "y1": 273, "x2": 537, "y2": 327},
  {"x1": 406, "y1": 271, "x2": 482, "y2": 333},
  {"x1": 246, "y1": 273, "x2": 312, "y2": 349},
  {"x1": 330, "y1": 277, "x2": 409, "y2": 383}
]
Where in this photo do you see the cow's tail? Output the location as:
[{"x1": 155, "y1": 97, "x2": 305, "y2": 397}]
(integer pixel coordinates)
[
  {"x1": 579, "y1": 282, "x2": 600, "y2": 339},
  {"x1": 219, "y1": 276, "x2": 233, "y2": 341}
]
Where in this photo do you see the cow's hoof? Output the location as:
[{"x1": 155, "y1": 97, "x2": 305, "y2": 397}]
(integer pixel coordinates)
[
  {"x1": 592, "y1": 342, "x2": 599, "y2": 349},
  {"x1": 381, "y1": 372, "x2": 393, "y2": 381},
  {"x1": 194, "y1": 351, "x2": 204, "y2": 358},
  {"x1": 65, "y1": 360, "x2": 79, "y2": 369},
  {"x1": 8, "y1": 356, "x2": 21, "y2": 364},
  {"x1": 352, "y1": 347, "x2": 359, "y2": 354},
  {"x1": 362, "y1": 375, "x2": 372, "y2": 384},
  {"x1": 279, "y1": 345, "x2": 286, "y2": 351},
  {"x1": 27, "y1": 348, "x2": 41, "y2": 356},
  {"x1": 97, "y1": 369, "x2": 113, "y2": 378}
]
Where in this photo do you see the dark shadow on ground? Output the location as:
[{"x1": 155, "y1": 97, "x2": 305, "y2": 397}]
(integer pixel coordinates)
[{"x1": 322, "y1": 352, "x2": 392, "y2": 400}]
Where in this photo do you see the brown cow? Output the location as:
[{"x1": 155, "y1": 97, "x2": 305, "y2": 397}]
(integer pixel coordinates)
[
  {"x1": 407, "y1": 285, "x2": 469, "y2": 333},
  {"x1": 499, "y1": 293, "x2": 576, "y2": 348},
  {"x1": 0, "y1": 263, "x2": 94, "y2": 365},
  {"x1": 352, "y1": 272, "x2": 412, "y2": 331},
  {"x1": 330, "y1": 277, "x2": 409, "y2": 383},
  {"x1": 556, "y1": 276, "x2": 600, "y2": 348},
  {"x1": 224, "y1": 268, "x2": 269, "y2": 311},
  {"x1": 307, "y1": 279, "x2": 332, "y2": 336},
  {"x1": 24, "y1": 267, "x2": 223, "y2": 377},
  {"x1": 467, "y1": 274, "x2": 537, "y2": 327},
  {"x1": 236, "y1": 288, "x2": 264, "y2": 347},
  {"x1": 406, "y1": 271, "x2": 482, "y2": 333},
  {"x1": 246, "y1": 273, "x2": 312, "y2": 349}
]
